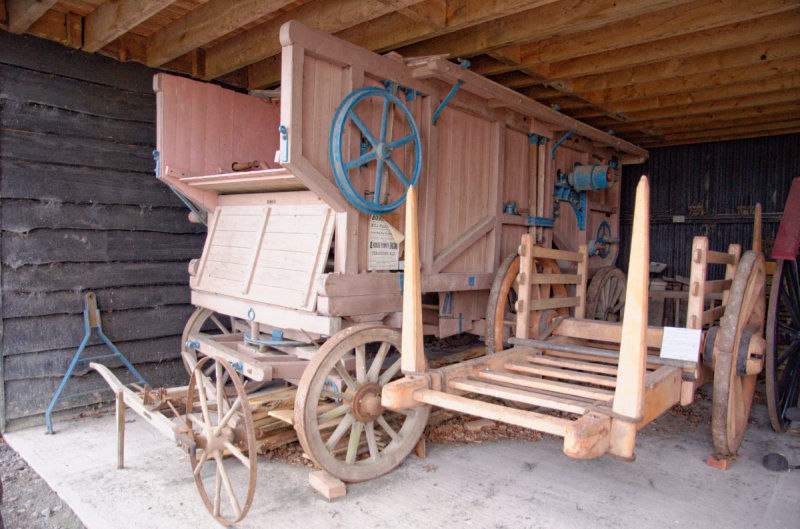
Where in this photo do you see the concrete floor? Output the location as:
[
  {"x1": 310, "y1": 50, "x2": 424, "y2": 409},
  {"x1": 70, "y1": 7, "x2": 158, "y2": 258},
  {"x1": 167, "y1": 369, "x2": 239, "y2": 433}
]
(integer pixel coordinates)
[{"x1": 5, "y1": 391, "x2": 800, "y2": 529}]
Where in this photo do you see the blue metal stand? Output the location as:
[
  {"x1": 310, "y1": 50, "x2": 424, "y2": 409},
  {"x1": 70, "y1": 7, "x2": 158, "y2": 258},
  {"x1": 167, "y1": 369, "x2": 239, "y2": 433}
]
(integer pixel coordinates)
[{"x1": 45, "y1": 292, "x2": 147, "y2": 434}]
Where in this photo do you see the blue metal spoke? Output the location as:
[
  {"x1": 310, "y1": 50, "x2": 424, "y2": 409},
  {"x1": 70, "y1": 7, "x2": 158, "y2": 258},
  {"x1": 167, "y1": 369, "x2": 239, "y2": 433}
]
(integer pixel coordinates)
[
  {"x1": 344, "y1": 150, "x2": 377, "y2": 171},
  {"x1": 385, "y1": 158, "x2": 410, "y2": 187},
  {"x1": 349, "y1": 111, "x2": 377, "y2": 146},
  {"x1": 373, "y1": 158, "x2": 385, "y2": 204},
  {"x1": 379, "y1": 96, "x2": 390, "y2": 143},
  {"x1": 387, "y1": 133, "x2": 415, "y2": 150}
]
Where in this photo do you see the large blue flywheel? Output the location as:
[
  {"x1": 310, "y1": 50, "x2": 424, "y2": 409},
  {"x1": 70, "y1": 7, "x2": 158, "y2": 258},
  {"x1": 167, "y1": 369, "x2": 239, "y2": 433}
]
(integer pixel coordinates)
[{"x1": 329, "y1": 86, "x2": 422, "y2": 214}]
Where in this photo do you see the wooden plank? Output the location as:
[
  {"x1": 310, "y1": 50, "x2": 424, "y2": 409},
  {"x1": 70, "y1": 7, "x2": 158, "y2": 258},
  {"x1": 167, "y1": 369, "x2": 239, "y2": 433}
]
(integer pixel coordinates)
[
  {"x1": 524, "y1": 355, "x2": 618, "y2": 376},
  {"x1": 432, "y1": 215, "x2": 495, "y2": 273},
  {"x1": 686, "y1": 237, "x2": 708, "y2": 329},
  {"x1": 1, "y1": 262, "x2": 190, "y2": 293},
  {"x1": 702, "y1": 305, "x2": 727, "y2": 325},
  {"x1": 529, "y1": 273, "x2": 581, "y2": 285},
  {"x1": 145, "y1": 0, "x2": 296, "y2": 67},
  {"x1": 706, "y1": 249, "x2": 738, "y2": 265},
  {"x1": 515, "y1": 234, "x2": 534, "y2": 340},
  {"x1": 637, "y1": 366, "x2": 682, "y2": 430},
  {"x1": 703, "y1": 279, "x2": 733, "y2": 294},
  {"x1": 181, "y1": 171, "x2": 306, "y2": 193},
  {"x1": 449, "y1": 377, "x2": 591, "y2": 414},
  {"x1": 7, "y1": 0, "x2": 58, "y2": 34},
  {"x1": 414, "y1": 388, "x2": 569, "y2": 436},
  {"x1": 575, "y1": 244, "x2": 588, "y2": 319},
  {"x1": 505, "y1": 362, "x2": 618, "y2": 388},
  {"x1": 528, "y1": 297, "x2": 580, "y2": 311},
  {"x1": 609, "y1": 176, "x2": 649, "y2": 460},
  {"x1": 478, "y1": 369, "x2": 614, "y2": 401},
  {"x1": 552, "y1": 318, "x2": 665, "y2": 349},
  {"x1": 530, "y1": 246, "x2": 582, "y2": 262},
  {"x1": 83, "y1": 0, "x2": 177, "y2": 53}
]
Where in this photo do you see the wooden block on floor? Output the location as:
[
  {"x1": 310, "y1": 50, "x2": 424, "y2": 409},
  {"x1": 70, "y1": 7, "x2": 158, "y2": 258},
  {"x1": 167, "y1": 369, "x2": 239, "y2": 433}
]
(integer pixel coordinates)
[
  {"x1": 414, "y1": 438, "x2": 426, "y2": 459},
  {"x1": 706, "y1": 453, "x2": 733, "y2": 470},
  {"x1": 465, "y1": 418, "x2": 495, "y2": 432},
  {"x1": 309, "y1": 470, "x2": 346, "y2": 500}
]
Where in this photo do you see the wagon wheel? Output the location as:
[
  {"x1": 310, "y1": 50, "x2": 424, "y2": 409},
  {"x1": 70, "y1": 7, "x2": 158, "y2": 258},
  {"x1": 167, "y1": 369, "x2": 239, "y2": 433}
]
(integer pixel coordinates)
[
  {"x1": 294, "y1": 323, "x2": 430, "y2": 482},
  {"x1": 186, "y1": 357, "x2": 257, "y2": 526},
  {"x1": 329, "y1": 86, "x2": 422, "y2": 215},
  {"x1": 586, "y1": 266, "x2": 626, "y2": 322},
  {"x1": 711, "y1": 250, "x2": 766, "y2": 457},
  {"x1": 182, "y1": 308, "x2": 267, "y2": 393},
  {"x1": 486, "y1": 250, "x2": 569, "y2": 354},
  {"x1": 766, "y1": 258, "x2": 800, "y2": 432}
]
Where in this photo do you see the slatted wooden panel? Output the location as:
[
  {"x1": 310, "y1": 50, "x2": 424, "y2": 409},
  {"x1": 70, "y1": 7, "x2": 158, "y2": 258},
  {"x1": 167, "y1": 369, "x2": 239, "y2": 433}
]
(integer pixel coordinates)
[
  {"x1": 196, "y1": 203, "x2": 334, "y2": 310},
  {"x1": 501, "y1": 128, "x2": 530, "y2": 257}
]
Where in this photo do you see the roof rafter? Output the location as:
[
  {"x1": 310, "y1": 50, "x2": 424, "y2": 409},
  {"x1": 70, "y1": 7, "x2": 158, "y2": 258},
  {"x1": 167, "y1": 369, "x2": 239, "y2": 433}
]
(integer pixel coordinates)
[
  {"x1": 6, "y1": 0, "x2": 58, "y2": 34},
  {"x1": 84, "y1": 0, "x2": 178, "y2": 53}
]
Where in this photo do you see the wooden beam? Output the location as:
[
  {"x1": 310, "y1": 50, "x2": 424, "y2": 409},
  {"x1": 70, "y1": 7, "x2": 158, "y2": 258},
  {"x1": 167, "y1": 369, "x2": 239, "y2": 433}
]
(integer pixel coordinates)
[
  {"x1": 203, "y1": 0, "x2": 426, "y2": 80},
  {"x1": 83, "y1": 0, "x2": 177, "y2": 53},
  {"x1": 145, "y1": 0, "x2": 296, "y2": 67},
  {"x1": 401, "y1": 186, "x2": 424, "y2": 373},
  {"x1": 7, "y1": 0, "x2": 57, "y2": 34},
  {"x1": 614, "y1": 107, "x2": 800, "y2": 137},
  {"x1": 395, "y1": 0, "x2": 694, "y2": 60},
  {"x1": 432, "y1": 215, "x2": 495, "y2": 273},
  {"x1": 647, "y1": 126, "x2": 800, "y2": 147},
  {"x1": 645, "y1": 119, "x2": 800, "y2": 145},
  {"x1": 574, "y1": 57, "x2": 800, "y2": 105},
  {"x1": 565, "y1": 35, "x2": 800, "y2": 94},
  {"x1": 246, "y1": 0, "x2": 560, "y2": 88},
  {"x1": 396, "y1": 0, "x2": 446, "y2": 28},
  {"x1": 508, "y1": 0, "x2": 799, "y2": 73}
]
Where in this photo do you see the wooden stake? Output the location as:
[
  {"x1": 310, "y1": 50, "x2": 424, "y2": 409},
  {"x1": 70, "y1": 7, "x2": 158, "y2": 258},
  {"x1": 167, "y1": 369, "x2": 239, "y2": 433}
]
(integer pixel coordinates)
[
  {"x1": 752, "y1": 202, "x2": 762, "y2": 252},
  {"x1": 401, "y1": 186, "x2": 425, "y2": 373},
  {"x1": 608, "y1": 176, "x2": 650, "y2": 460}
]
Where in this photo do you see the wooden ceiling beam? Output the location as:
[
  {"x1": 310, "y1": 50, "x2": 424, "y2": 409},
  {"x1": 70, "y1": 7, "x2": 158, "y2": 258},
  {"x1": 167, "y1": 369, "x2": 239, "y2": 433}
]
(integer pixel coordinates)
[
  {"x1": 395, "y1": 0, "x2": 692, "y2": 60},
  {"x1": 245, "y1": 0, "x2": 559, "y2": 88},
  {"x1": 516, "y1": 0, "x2": 798, "y2": 72},
  {"x1": 572, "y1": 74, "x2": 800, "y2": 118},
  {"x1": 607, "y1": 105, "x2": 800, "y2": 135},
  {"x1": 565, "y1": 35, "x2": 800, "y2": 94},
  {"x1": 641, "y1": 120, "x2": 800, "y2": 146},
  {"x1": 6, "y1": 0, "x2": 58, "y2": 34},
  {"x1": 145, "y1": 0, "x2": 298, "y2": 68},
  {"x1": 83, "y1": 0, "x2": 178, "y2": 53},
  {"x1": 633, "y1": 111, "x2": 800, "y2": 137},
  {"x1": 202, "y1": 0, "x2": 428, "y2": 81},
  {"x1": 575, "y1": 57, "x2": 800, "y2": 105}
]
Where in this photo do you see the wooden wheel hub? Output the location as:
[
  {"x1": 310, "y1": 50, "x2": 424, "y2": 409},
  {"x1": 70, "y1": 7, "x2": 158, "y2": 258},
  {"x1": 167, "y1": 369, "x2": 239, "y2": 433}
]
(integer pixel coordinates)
[{"x1": 351, "y1": 382, "x2": 384, "y2": 422}]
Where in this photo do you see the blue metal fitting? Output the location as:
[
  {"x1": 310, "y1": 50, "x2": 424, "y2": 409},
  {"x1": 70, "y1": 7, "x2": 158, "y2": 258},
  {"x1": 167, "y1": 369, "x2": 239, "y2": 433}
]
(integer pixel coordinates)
[
  {"x1": 526, "y1": 216, "x2": 555, "y2": 228},
  {"x1": 503, "y1": 201, "x2": 519, "y2": 215},
  {"x1": 569, "y1": 164, "x2": 615, "y2": 192},
  {"x1": 278, "y1": 125, "x2": 288, "y2": 162},
  {"x1": 185, "y1": 339, "x2": 200, "y2": 350}
]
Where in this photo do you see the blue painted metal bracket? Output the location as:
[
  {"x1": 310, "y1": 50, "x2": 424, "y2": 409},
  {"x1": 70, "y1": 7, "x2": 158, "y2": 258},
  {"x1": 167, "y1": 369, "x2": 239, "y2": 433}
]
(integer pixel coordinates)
[
  {"x1": 528, "y1": 133, "x2": 549, "y2": 145},
  {"x1": 553, "y1": 169, "x2": 587, "y2": 230},
  {"x1": 45, "y1": 292, "x2": 148, "y2": 434},
  {"x1": 279, "y1": 125, "x2": 288, "y2": 163},
  {"x1": 433, "y1": 80, "x2": 464, "y2": 125},
  {"x1": 527, "y1": 216, "x2": 554, "y2": 228},
  {"x1": 154, "y1": 150, "x2": 208, "y2": 226},
  {"x1": 551, "y1": 130, "x2": 576, "y2": 159}
]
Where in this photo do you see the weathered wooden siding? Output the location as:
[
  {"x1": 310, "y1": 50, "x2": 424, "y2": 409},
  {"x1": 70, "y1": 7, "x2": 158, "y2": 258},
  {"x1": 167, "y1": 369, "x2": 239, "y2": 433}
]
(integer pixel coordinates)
[
  {"x1": 0, "y1": 31, "x2": 206, "y2": 430},
  {"x1": 619, "y1": 133, "x2": 800, "y2": 279}
]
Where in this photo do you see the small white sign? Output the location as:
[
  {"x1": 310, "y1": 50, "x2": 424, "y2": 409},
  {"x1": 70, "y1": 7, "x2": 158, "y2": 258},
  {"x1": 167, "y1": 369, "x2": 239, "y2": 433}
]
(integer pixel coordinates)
[
  {"x1": 368, "y1": 216, "x2": 400, "y2": 270},
  {"x1": 672, "y1": 215, "x2": 686, "y2": 223},
  {"x1": 660, "y1": 326, "x2": 702, "y2": 363}
]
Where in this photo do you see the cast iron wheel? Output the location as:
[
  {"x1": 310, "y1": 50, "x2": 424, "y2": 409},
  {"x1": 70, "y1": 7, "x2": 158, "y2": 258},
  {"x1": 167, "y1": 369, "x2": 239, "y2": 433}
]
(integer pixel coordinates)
[
  {"x1": 766, "y1": 258, "x2": 800, "y2": 432},
  {"x1": 586, "y1": 266, "x2": 626, "y2": 322},
  {"x1": 294, "y1": 323, "x2": 430, "y2": 482},
  {"x1": 485, "y1": 250, "x2": 570, "y2": 353},
  {"x1": 186, "y1": 357, "x2": 257, "y2": 525},
  {"x1": 182, "y1": 308, "x2": 267, "y2": 393},
  {"x1": 711, "y1": 250, "x2": 766, "y2": 457}
]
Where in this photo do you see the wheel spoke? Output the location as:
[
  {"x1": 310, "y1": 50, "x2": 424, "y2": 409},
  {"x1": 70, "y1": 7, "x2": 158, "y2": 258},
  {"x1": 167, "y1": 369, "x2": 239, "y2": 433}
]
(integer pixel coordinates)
[
  {"x1": 217, "y1": 458, "x2": 242, "y2": 518},
  {"x1": 187, "y1": 413, "x2": 207, "y2": 430},
  {"x1": 376, "y1": 415, "x2": 400, "y2": 442},
  {"x1": 216, "y1": 362, "x2": 226, "y2": 415},
  {"x1": 335, "y1": 360, "x2": 359, "y2": 390},
  {"x1": 373, "y1": 157, "x2": 385, "y2": 204},
  {"x1": 343, "y1": 150, "x2": 377, "y2": 171},
  {"x1": 216, "y1": 398, "x2": 242, "y2": 430},
  {"x1": 378, "y1": 358, "x2": 402, "y2": 385},
  {"x1": 346, "y1": 421, "x2": 364, "y2": 464},
  {"x1": 356, "y1": 345, "x2": 367, "y2": 383},
  {"x1": 325, "y1": 414, "x2": 354, "y2": 450},
  {"x1": 379, "y1": 96, "x2": 390, "y2": 143},
  {"x1": 209, "y1": 314, "x2": 232, "y2": 334},
  {"x1": 318, "y1": 403, "x2": 350, "y2": 425},
  {"x1": 349, "y1": 111, "x2": 377, "y2": 146},
  {"x1": 195, "y1": 371, "x2": 212, "y2": 428},
  {"x1": 367, "y1": 342, "x2": 391, "y2": 382},
  {"x1": 365, "y1": 421, "x2": 380, "y2": 461},
  {"x1": 193, "y1": 450, "x2": 209, "y2": 476},
  {"x1": 387, "y1": 132, "x2": 415, "y2": 149},
  {"x1": 320, "y1": 389, "x2": 352, "y2": 401},
  {"x1": 213, "y1": 462, "x2": 222, "y2": 516},
  {"x1": 385, "y1": 158, "x2": 410, "y2": 187},
  {"x1": 224, "y1": 441, "x2": 251, "y2": 470}
]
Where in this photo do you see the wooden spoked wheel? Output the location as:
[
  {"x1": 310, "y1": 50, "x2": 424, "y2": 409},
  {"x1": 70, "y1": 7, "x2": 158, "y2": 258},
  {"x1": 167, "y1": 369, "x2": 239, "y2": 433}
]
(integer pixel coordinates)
[
  {"x1": 182, "y1": 308, "x2": 266, "y2": 393},
  {"x1": 486, "y1": 250, "x2": 569, "y2": 353},
  {"x1": 586, "y1": 266, "x2": 626, "y2": 322},
  {"x1": 766, "y1": 258, "x2": 800, "y2": 432},
  {"x1": 711, "y1": 250, "x2": 766, "y2": 457},
  {"x1": 186, "y1": 357, "x2": 257, "y2": 526},
  {"x1": 294, "y1": 323, "x2": 430, "y2": 482}
]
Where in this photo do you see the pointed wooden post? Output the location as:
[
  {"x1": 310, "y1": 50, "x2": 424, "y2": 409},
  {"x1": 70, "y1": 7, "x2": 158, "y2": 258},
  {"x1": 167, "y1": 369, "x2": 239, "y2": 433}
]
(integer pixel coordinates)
[
  {"x1": 401, "y1": 186, "x2": 425, "y2": 373},
  {"x1": 609, "y1": 176, "x2": 650, "y2": 460},
  {"x1": 752, "y1": 203, "x2": 762, "y2": 252}
]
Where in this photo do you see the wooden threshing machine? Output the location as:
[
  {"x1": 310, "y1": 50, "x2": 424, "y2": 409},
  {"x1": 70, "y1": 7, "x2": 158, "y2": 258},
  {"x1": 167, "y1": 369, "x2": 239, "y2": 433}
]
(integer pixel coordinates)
[{"x1": 92, "y1": 21, "x2": 767, "y2": 525}]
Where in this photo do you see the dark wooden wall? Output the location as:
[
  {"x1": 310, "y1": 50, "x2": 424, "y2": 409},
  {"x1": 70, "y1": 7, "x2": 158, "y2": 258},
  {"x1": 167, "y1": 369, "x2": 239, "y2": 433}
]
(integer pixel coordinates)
[
  {"x1": 0, "y1": 31, "x2": 206, "y2": 430},
  {"x1": 619, "y1": 133, "x2": 800, "y2": 280}
]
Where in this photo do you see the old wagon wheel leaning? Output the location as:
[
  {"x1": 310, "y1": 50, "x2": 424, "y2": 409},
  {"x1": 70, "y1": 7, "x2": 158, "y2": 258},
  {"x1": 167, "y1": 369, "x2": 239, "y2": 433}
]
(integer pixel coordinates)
[
  {"x1": 182, "y1": 308, "x2": 267, "y2": 393},
  {"x1": 486, "y1": 250, "x2": 569, "y2": 354},
  {"x1": 330, "y1": 85, "x2": 422, "y2": 214},
  {"x1": 710, "y1": 250, "x2": 766, "y2": 457},
  {"x1": 766, "y1": 257, "x2": 800, "y2": 432},
  {"x1": 186, "y1": 357, "x2": 257, "y2": 526},
  {"x1": 585, "y1": 266, "x2": 626, "y2": 322},
  {"x1": 294, "y1": 323, "x2": 430, "y2": 482}
]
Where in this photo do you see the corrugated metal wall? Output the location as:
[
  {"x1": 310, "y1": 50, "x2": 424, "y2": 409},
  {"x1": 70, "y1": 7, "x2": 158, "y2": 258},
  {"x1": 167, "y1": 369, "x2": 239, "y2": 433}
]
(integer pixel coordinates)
[{"x1": 619, "y1": 133, "x2": 800, "y2": 279}]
